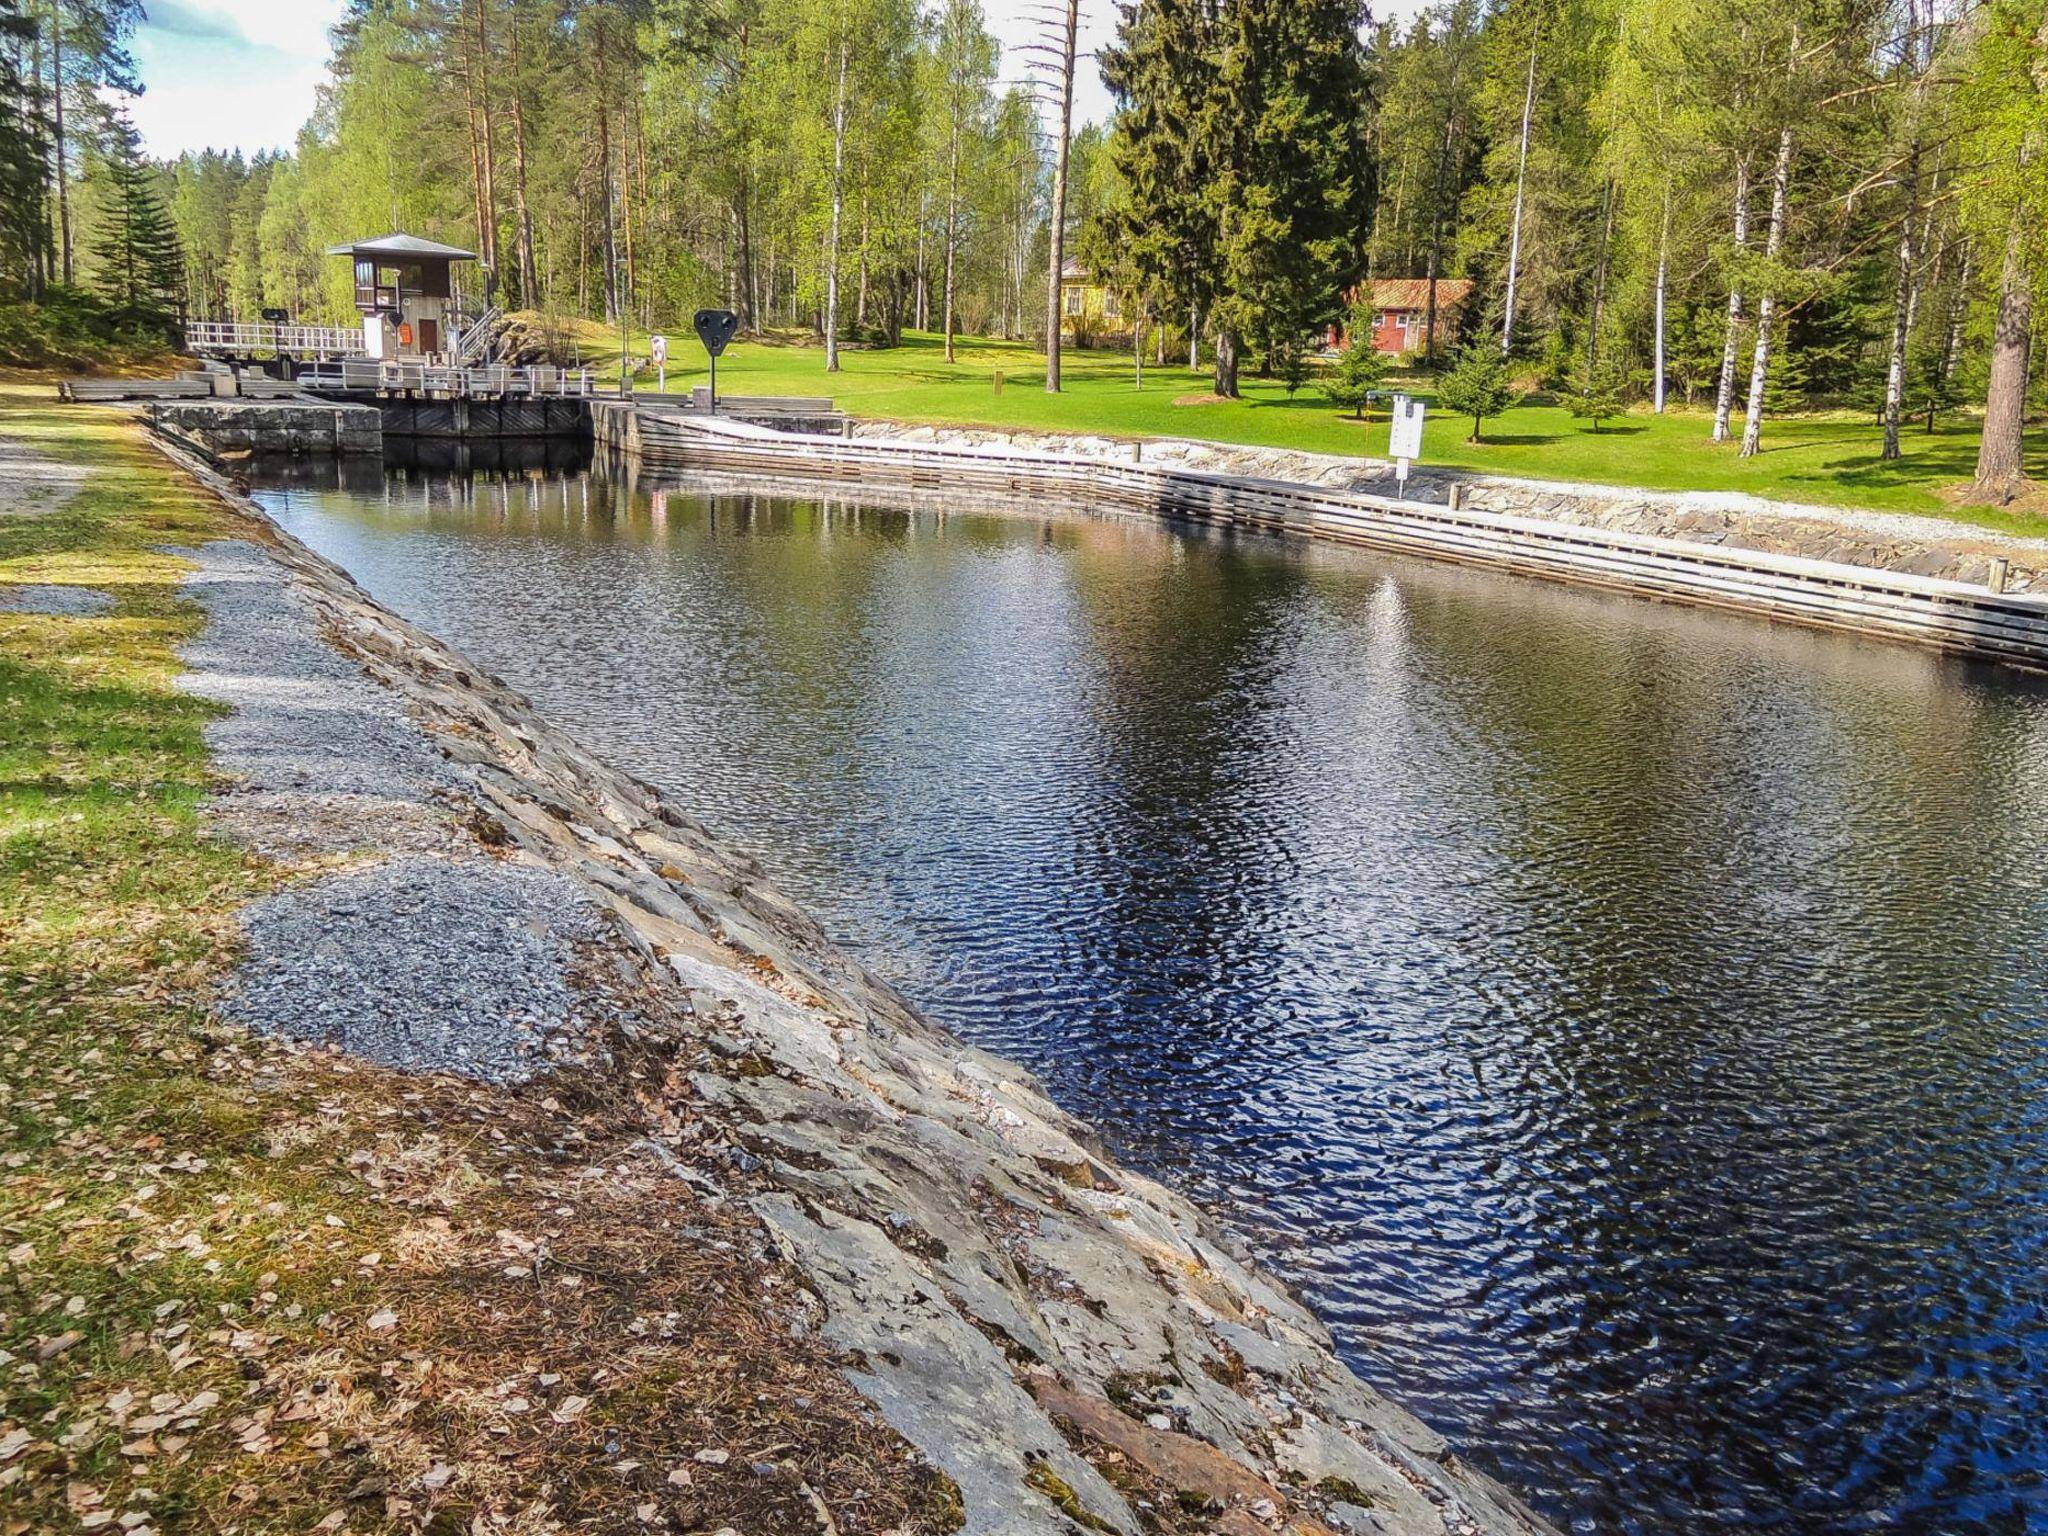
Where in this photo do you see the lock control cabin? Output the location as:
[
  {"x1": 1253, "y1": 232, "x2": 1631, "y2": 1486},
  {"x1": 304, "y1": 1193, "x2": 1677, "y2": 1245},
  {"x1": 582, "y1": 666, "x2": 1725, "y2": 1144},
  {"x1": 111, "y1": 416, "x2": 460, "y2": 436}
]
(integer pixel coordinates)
[{"x1": 328, "y1": 233, "x2": 480, "y2": 363}]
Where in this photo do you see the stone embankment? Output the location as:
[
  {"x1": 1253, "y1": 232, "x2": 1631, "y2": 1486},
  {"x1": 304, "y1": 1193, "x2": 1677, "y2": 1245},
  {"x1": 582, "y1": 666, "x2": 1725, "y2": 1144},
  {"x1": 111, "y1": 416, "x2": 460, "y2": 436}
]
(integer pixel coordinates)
[
  {"x1": 854, "y1": 422, "x2": 2047, "y2": 594},
  {"x1": 160, "y1": 434, "x2": 1557, "y2": 1536}
]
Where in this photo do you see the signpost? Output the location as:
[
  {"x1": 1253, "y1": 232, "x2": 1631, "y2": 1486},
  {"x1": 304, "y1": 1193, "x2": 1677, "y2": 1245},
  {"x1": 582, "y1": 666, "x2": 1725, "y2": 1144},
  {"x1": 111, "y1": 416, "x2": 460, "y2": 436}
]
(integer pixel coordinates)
[
  {"x1": 1389, "y1": 393, "x2": 1426, "y2": 498},
  {"x1": 650, "y1": 334, "x2": 668, "y2": 394},
  {"x1": 693, "y1": 309, "x2": 739, "y2": 413}
]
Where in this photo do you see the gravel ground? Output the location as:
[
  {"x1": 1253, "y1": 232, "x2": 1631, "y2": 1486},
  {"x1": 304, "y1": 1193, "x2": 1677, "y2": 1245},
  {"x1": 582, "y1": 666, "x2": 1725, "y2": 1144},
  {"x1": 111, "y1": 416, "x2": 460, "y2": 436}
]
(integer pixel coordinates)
[
  {"x1": 176, "y1": 537, "x2": 624, "y2": 1083},
  {"x1": 0, "y1": 422, "x2": 87, "y2": 519},
  {"x1": 227, "y1": 854, "x2": 614, "y2": 1081},
  {"x1": 173, "y1": 539, "x2": 474, "y2": 861},
  {"x1": 0, "y1": 583, "x2": 113, "y2": 616}
]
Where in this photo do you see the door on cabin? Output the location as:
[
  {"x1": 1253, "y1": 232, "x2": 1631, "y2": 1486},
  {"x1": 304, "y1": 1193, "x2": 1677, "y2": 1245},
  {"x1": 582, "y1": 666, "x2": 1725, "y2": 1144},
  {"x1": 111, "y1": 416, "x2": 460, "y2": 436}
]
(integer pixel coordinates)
[{"x1": 417, "y1": 318, "x2": 439, "y2": 357}]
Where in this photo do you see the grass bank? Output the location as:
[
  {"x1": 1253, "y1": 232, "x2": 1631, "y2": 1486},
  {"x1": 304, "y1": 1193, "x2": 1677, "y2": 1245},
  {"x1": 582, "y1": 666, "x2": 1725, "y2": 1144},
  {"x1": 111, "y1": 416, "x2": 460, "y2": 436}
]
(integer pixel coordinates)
[
  {"x1": 0, "y1": 385, "x2": 953, "y2": 1536},
  {"x1": 557, "y1": 323, "x2": 2045, "y2": 536}
]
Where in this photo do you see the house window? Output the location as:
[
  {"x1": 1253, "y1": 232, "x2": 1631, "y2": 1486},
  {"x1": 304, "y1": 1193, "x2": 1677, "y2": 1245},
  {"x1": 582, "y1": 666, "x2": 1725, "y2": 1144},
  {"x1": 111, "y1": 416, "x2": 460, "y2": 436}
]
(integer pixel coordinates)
[
  {"x1": 1065, "y1": 285, "x2": 1084, "y2": 317},
  {"x1": 1103, "y1": 289, "x2": 1120, "y2": 319}
]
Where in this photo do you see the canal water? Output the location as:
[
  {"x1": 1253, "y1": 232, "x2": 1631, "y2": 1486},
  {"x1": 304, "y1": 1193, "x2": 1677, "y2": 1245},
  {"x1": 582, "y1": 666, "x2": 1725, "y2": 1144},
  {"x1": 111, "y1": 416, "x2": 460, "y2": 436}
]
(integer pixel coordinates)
[{"x1": 247, "y1": 451, "x2": 2048, "y2": 1535}]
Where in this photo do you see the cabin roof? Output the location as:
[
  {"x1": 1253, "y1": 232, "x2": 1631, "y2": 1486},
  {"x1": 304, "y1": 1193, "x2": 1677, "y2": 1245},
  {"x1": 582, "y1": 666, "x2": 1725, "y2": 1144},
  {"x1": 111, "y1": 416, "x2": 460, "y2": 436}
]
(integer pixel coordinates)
[
  {"x1": 1365, "y1": 278, "x2": 1475, "y2": 312},
  {"x1": 325, "y1": 233, "x2": 480, "y2": 262}
]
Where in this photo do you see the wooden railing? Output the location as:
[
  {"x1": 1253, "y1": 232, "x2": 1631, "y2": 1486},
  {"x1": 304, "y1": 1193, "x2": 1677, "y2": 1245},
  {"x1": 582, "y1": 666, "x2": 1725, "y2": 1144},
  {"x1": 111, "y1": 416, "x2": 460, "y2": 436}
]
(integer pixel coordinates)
[{"x1": 185, "y1": 320, "x2": 366, "y2": 357}]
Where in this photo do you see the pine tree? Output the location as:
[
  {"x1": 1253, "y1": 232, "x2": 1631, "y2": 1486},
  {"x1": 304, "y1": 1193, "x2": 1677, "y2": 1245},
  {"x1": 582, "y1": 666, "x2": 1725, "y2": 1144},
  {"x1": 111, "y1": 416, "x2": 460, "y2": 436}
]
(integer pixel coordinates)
[{"x1": 89, "y1": 111, "x2": 182, "y2": 339}]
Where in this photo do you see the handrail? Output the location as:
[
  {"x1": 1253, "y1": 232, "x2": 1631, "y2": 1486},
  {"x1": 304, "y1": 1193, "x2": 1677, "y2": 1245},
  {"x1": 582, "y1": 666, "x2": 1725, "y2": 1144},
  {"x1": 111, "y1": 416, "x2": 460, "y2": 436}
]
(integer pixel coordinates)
[
  {"x1": 186, "y1": 319, "x2": 366, "y2": 357},
  {"x1": 453, "y1": 306, "x2": 502, "y2": 367}
]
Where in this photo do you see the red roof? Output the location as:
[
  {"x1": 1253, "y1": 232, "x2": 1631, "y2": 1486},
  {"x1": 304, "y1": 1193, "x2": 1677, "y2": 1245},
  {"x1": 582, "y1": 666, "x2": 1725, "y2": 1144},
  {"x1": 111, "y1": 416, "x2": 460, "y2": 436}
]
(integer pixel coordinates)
[{"x1": 1362, "y1": 278, "x2": 1474, "y2": 313}]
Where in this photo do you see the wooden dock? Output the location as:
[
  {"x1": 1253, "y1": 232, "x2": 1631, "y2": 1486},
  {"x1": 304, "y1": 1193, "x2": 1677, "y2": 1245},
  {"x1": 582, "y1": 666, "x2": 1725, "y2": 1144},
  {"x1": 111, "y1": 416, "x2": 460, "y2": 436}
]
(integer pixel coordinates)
[{"x1": 594, "y1": 406, "x2": 2048, "y2": 673}]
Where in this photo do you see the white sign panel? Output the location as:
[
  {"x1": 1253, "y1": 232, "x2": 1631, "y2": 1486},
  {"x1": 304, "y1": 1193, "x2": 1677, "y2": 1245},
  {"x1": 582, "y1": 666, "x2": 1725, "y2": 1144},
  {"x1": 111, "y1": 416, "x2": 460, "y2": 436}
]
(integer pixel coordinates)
[
  {"x1": 1389, "y1": 394, "x2": 1426, "y2": 461},
  {"x1": 649, "y1": 335, "x2": 669, "y2": 366}
]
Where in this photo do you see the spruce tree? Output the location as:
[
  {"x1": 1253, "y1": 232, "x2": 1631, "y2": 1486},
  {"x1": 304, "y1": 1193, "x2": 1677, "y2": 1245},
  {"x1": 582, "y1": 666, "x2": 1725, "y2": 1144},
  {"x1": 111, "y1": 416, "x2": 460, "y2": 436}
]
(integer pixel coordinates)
[
  {"x1": 1324, "y1": 298, "x2": 1390, "y2": 418},
  {"x1": 1102, "y1": 0, "x2": 1221, "y2": 372},
  {"x1": 89, "y1": 111, "x2": 183, "y2": 340},
  {"x1": 0, "y1": 0, "x2": 47, "y2": 299},
  {"x1": 1207, "y1": 0, "x2": 1372, "y2": 397},
  {"x1": 1435, "y1": 341, "x2": 1519, "y2": 442}
]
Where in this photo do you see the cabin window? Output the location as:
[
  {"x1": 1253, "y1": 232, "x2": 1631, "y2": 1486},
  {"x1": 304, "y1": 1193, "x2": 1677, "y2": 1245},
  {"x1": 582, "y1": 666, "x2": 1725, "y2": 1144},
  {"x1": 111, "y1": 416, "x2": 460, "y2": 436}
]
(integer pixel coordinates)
[
  {"x1": 1103, "y1": 290, "x2": 1121, "y2": 319},
  {"x1": 1064, "y1": 285, "x2": 1084, "y2": 317}
]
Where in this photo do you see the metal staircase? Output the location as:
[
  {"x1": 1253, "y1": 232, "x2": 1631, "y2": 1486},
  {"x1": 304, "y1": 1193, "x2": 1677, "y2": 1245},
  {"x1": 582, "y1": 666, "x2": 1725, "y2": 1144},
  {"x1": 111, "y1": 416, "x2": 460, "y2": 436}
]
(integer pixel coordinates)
[{"x1": 452, "y1": 306, "x2": 503, "y2": 366}]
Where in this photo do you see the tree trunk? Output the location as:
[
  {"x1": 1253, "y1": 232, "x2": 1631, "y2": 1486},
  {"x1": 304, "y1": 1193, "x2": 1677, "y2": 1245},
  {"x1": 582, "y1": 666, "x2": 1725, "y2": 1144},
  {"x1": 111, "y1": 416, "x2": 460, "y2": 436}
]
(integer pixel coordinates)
[
  {"x1": 1942, "y1": 245, "x2": 1970, "y2": 384},
  {"x1": 50, "y1": 14, "x2": 70, "y2": 285},
  {"x1": 1738, "y1": 125, "x2": 1794, "y2": 459},
  {"x1": 914, "y1": 192, "x2": 928, "y2": 331},
  {"x1": 1880, "y1": 142, "x2": 1919, "y2": 461},
  {"x1": 856, "y1": 196, "x2": 870, "y2": 326},
  {"x1": 1043, "y1": 0, "x2": 1079, "y2": 393},
  {"x1": 1653, "y1": 184, "x2": 1670, "y2": 412},
  {"x1": 1882, "y1": 7, "x2": 1928, "y2": 462},
  {"x1": 1587, "y1": 177, "x2": 1615, "y2": 369},
  {"x1": 508, "y1": 0, "x2": 539, "y2": 308},
  {"x1": 824, "y1": 31, "x2": 848, "y2": 374},
  {"x1": 472, "y1": 0, "x2": 501, "y2": 277},
  {"x1": 1214, "y1": 327, "x2": 1239, "y2": 398},
  {"x1": 1188, "y1": 299, "x2": 1198, "y2": 369},
  {"x1": 597, "y1": 110, "x2": 618, "y2": 323},
  {"x1": 1134, "y1": 295, "x2": 1145, "y2": 390},
  {"x1": 944, "y1": 104, "x2": 960, "y2": 362},
  {"x1": 1711, "y1": 152, "x2": 1753, "y2": 442},
  {"x1": 1424, "y1": 108, "x2": 1455, "y2": 363},
  {"x1": 1970, "y1": 213, "x2": 2034, "y2": 503},
  {"x1": 1500, "y1": 37, "x2": 1537, "y2": 353}
]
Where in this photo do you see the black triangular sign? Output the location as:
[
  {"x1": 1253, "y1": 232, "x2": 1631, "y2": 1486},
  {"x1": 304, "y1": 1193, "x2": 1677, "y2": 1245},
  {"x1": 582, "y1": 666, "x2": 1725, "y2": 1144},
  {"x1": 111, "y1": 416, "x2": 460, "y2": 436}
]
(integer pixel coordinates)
[{"x1": 693, "y1": 309, "x2": 740, "y2": 358}]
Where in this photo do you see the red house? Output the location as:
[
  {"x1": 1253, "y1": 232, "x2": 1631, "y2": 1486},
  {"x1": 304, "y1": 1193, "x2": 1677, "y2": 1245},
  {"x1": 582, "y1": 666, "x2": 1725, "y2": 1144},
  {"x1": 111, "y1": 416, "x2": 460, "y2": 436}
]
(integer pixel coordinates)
[{"x1": 1332, "y1": 278, "x2": 1476, "y2": 356}]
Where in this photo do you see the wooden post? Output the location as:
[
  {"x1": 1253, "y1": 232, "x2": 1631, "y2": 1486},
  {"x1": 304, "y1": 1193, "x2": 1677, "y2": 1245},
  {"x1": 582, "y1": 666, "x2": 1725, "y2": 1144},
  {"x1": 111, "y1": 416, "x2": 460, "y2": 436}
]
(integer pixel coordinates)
[{"x1": 1990, "y1": 557, "x2": 2010, "y2": 595}]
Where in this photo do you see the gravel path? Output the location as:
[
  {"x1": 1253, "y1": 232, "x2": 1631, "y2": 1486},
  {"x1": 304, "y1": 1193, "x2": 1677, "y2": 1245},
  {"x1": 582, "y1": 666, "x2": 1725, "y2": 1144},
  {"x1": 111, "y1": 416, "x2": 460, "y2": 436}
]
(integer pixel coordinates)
[
  {"x1": 0, "y1": 420, "x2": 88, "y2": 519},
  {"x1": 176, "y1": 537, "x2": 625, "y2": 1084},
  {"x1": 0, "y1": 583, "x2": 113, "y2": 616}
]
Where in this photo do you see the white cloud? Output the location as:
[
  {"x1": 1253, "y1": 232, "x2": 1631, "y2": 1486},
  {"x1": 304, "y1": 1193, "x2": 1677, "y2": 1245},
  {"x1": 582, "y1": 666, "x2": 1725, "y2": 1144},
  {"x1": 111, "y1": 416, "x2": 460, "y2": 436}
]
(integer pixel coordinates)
[{"x1": 145, "y1": 0, "x2": 344, "y2": 59}]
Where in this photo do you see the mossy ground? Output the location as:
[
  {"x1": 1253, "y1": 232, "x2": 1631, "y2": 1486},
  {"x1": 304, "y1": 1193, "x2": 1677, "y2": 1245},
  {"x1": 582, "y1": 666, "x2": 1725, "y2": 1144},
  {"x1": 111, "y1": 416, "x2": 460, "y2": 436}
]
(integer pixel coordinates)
[{"x1": 0, "y1": 383, "x2": 957, "y2": 1535}]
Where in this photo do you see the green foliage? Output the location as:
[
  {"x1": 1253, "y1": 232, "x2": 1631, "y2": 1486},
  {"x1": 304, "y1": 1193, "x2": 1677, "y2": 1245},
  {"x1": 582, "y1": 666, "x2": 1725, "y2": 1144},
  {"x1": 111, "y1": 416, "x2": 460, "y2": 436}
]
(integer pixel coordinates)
[
  {"x1": 1436, "y1": 341, "x2": 1520, "y2": 441},
  {"x1": 0, "y1": 0, "x2": 46, "y2": 300},
  {"x1": 1567, "y1": 352, "x2": 1630, "y2": 430},
  {"x1": 85, "y1": 112, "x2": 182, "y2": 338},
  {"x1": 1323, "y1": 301, "x2": 1390, "y2": 416}
]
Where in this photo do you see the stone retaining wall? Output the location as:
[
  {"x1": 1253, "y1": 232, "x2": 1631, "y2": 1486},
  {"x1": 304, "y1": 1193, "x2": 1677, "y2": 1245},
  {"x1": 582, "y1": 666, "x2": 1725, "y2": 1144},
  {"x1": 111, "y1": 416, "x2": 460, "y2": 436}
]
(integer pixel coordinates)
[
  {"x1": 148, "y1": 398, "x2": 383, "y2": 458},
  {"x1": 855, "y1": 421, "x2": 2046, "y2": 595}
]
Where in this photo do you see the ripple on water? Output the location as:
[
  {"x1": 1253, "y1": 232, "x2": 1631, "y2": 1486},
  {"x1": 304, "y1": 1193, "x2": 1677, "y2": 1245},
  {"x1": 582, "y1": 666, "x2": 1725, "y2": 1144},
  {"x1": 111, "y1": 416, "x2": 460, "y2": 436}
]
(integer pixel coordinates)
[{"x1": 253, "y1": 461, "x2": 2048, "y2": 1535}]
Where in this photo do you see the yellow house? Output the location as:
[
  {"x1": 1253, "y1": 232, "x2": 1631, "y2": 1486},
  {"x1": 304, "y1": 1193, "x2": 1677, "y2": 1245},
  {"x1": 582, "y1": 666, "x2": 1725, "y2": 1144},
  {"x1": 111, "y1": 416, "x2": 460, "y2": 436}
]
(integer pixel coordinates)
[{"x1": 1059, "y1": 260, "x2": 1132, "y2": 344}]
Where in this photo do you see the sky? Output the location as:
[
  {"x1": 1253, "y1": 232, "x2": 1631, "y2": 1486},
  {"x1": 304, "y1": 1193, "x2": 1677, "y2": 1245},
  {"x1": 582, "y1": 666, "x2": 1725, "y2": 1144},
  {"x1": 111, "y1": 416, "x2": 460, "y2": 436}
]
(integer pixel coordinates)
[{"x1": 128, "y1": 0, "x2": 1427, "y2": 162}]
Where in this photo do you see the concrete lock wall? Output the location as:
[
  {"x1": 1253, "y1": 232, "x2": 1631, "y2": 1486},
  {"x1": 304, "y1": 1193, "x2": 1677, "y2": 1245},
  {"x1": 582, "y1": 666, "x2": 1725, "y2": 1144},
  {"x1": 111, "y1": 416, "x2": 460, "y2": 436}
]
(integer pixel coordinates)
[{"x1": 148, "y1": 400, "x2": 384, "y2": 458}]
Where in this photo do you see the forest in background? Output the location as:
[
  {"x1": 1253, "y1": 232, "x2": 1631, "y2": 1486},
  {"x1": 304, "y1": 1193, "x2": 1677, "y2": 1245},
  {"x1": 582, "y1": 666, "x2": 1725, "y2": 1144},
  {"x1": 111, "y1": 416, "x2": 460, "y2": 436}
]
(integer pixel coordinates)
[{"x1": 0, "y1": 0, "x2": 2045, "y2": 499}]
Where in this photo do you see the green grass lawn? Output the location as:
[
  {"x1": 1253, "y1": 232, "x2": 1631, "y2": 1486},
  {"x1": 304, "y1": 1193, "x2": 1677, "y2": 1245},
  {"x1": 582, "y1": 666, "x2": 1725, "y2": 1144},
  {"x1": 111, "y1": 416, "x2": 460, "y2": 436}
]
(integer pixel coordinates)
[{"x1": 584, "y1": 325, "x2": 2044, "y2": 536}]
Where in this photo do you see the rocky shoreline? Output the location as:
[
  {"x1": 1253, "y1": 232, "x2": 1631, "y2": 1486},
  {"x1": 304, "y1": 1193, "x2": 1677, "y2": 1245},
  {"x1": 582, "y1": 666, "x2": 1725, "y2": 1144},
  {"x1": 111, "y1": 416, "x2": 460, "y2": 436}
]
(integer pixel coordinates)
[{"x1": 158, "y1": 432, "x2": 1559, "y2": 1536}]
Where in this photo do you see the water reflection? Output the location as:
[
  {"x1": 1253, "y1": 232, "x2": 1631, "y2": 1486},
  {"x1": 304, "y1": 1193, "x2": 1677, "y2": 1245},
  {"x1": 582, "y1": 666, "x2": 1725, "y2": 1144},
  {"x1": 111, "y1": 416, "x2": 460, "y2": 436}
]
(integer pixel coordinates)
[{"x1": 250, "y1": 458, "x2": 2048, "y2": 1535}]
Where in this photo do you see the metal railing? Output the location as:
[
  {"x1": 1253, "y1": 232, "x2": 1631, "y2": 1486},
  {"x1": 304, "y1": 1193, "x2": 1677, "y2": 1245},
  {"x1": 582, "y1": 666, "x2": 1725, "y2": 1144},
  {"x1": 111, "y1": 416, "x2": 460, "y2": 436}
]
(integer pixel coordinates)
[
  {"x1": 298, "y1": 360, "x2": 596, "y2": 398},
  {"x1": 185, "y1": 319, "x2": 367, "y2": 357},
  {"x1": 452, "y1": 306, "x2": 502, "y2": 367}
]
